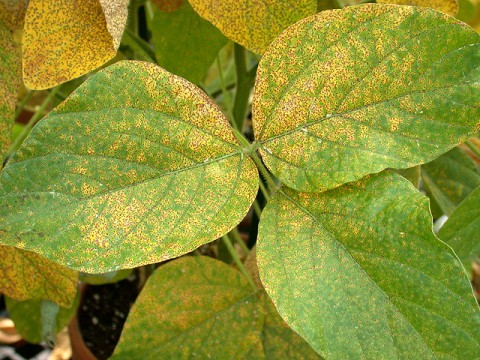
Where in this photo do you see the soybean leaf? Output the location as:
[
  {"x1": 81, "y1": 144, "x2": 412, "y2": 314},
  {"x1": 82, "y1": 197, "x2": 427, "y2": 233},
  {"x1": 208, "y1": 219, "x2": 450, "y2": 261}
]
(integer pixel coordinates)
[
  {"x1": 376, "y1": 0, "x2": 459, "y2": 16},
  {"x1": 0, "y1": 61, "x2": 259, "y2": 273},
  {"x1": 5, "y1": 293, "x2": 80, "y2": 344},
  {"x1": 188, "y1": 0, "x2": 317, "y2": 54},
  {"x1": 79, "y1": 268, "x2": 133, "y2": 285},
  {"x1": 0, "y1": 1, "x2": 24, "y2": 162},
  {"x1": 148, "y1": 0, "x2": 228, "y2": 84},
  {"x1": 257, "y1": 171, "x2": 480, "y2": 359},
  {"x1": 422, "y1": 147, "x2": 480, "y2": 216},
  {"x1": 394, "y1": 165, "x2": 421, "y2": 188},
  {"x1": 253, "y1": 4, "x2": 480, "y2": 192},
  {"x1": 22, "y1": 0, "x2": 129, "y2": 89},
  {"x1": 151, "y1": 0, "x2": 184, "y2": 12},
  {"x1": 111, "y1": 256, "x2": 263, "y2": 359},
  {"x1": 0, "y1": 246, "x2": 78, "y2": 307},
  {"x1": 438, "y1": 184, "x2": 480, "y2": 271}
]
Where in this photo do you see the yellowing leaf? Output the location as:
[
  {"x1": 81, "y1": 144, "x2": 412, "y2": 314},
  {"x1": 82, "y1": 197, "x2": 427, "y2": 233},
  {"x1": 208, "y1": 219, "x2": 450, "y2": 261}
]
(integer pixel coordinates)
[
  {"x1": 151, "y1": 0, "x2": 184, "y2": 12},
  {"x1": 257, "y1": 171, "x2": 480, "y2": 358},
  {"x1": 188, "y1": 0, "x2": 317, "y2": 54},
  {"x1": 22, "y1": 0, "x2": 129, "y2": 89},
  {"x1": 0, "y1": 61, "x2": 259, "y2": 273},
  {"x1": 377, "y1": 0, "x2": 459, "y2": 16},
  {"x1": 111, "y1": 256, "x2": 264, "y2": 359},
  {"x1": 0, "y1": 245, "x2": 78, "y2": 307},
  {"x1": 253, "y1": 4, "x2": 480, "y2": 192},
  {"x1": 0, "y1": 0, "x2": 27, "y2": 29}
]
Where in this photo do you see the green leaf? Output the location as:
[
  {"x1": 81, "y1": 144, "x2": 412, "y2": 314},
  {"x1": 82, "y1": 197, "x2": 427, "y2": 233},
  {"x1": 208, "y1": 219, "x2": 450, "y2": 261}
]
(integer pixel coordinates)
[
  {"x1": 0, "y1": 61, "x2": 259, "y2": 273},
  {"x1": 376, "y1": 0, "x2": 459, "y2": 16},
  {"x1": 393, "y1": 165, "x2": 421, "y2": 188},
  {"x1": 189, "y1": 0, "x2": 317, "y2": 54},
  {"x1": 148, "y1": 0, "x2": 228, "y2": 84},
  {"x1": 111, "y1": 256, "x2": 263, "y2": 359},
  {"x1": 22, "y1": 0, "x2": 129, "y2": 89},
  {"x1": 257, "y1": 171, "x2": 480, "y2": 358},
  {"x1": 422, "y1": 147, "x2": 480, "y2": 216},
  {"x1": 438, "y1": 184, "x2": 480, "y2": 271},
  {"x1": 6, "y1": 293, "x2": 80, "y2": 344},
  {"x1": 79, "y1": 268, "x2": 133, "y2": 285},
  {"x1": 253, "y1": 4, "x2": 480, "y2": 192},
  {"x1": 0, "y1": 245, "x2": 78, "y2": 307}
]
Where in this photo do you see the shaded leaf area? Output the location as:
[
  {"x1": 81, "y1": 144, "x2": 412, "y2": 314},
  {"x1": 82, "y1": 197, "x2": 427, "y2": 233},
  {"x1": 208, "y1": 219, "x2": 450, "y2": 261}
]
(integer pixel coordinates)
[
  {"x1": 111, "y1": 256, "x2": 263, "y2": 360},
  {"x1": 5, "y1": 292, "x2": 80, "y2": 344},
  {"x1": 189, "y1": 0, "x2": 317, "y2": 54},
  {"x1": 79, "y1": 268, "x2": 133, "y2": 285},
  {"x1": 151, "y1": 0, "x2": 184, "y2": 12},
  {"x1": 377, "y1": 0, "x2": 459, "y2": 16},
  {"x1": 112, "y1": 256, "x2": 321, "y2": 359},
  {"x1": 22, "y1": 0, "x2": 128, "y2": 89},
  {"x1": 0, "y1": 3, "x2": 22, "y2": 162},
  {"x1": 393, "y1": 165, "x2": 421, "y2": 188},
  {"x1": 422, "y1": 147, "x2": 480, "y2": 216},
  {"x1": 253, "y1": 4, "x2": 480, "y2": 192},
  {"x1": 257, "y1": 171, "x2": 480, "y2": 359},
  {"x1": 148, "y1": 0, "x2": 227, "y2": 84},
  {"x1": 0, "y1": 61, "x2": 258, "y2": 273},
  {"x1": 457, "y1": 0, "x2": 478, "y2": 22},
  {"x1": 439, "y1": 185, "x2": 480, "y2": 272},
  {"x1": 0, "y1": 245, "x2": 78, "y2": 308}
]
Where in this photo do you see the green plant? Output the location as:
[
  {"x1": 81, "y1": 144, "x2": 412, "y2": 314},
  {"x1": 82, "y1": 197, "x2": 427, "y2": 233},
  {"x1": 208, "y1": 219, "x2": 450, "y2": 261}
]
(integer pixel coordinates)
[{"x1": 1, "y1": 0, "x2": 480, "y2": 358}]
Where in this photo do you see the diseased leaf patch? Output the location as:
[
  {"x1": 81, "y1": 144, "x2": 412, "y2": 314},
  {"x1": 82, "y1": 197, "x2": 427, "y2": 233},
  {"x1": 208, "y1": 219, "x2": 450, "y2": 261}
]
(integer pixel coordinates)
[
  {"x1": 377, "y1": 0, "x2": 459, "y2": 16},
  {"x1": 0, "y1": 61, "x2": 259, "y2": 273},
  {"x1": 253, "y1": 4, "x2": 480, "y2": 192},
  {"x1": 257, "y1": 171, "x2": 480, "y2": 358}
]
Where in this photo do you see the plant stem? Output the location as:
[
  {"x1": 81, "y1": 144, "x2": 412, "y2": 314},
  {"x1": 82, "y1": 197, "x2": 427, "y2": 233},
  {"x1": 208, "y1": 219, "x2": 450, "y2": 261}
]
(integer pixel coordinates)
[
  {"x1": 216, "y1": 55, "x2": 237, "y2": 130},
  {"x1": 252, "y1": 199, "x2": 262, "y2": 218},
  {"x1": 248, "y1": 148, "x2": 276, "y2": 197},
  {"x1": 232, "y1": 44, "x2": 253, "y2": 131},
  {"x1": 8, "y1": 87, "x2": 61, "y2": 155},
  {"x1": 222, "y1": 235, "x2": 257, "y2": 291},
  {"x1": 122, "y1": 28, "x2": 157, "y2": 63},
  {"x1": 230, "y1": 227, "x2": 250, "y2": 255},
  {"x1": 466, "y1": 140, "x2": 480, "y2": 158},
  {"x1": 15, "y1": 90, "x2": 34, "y2": 119}
]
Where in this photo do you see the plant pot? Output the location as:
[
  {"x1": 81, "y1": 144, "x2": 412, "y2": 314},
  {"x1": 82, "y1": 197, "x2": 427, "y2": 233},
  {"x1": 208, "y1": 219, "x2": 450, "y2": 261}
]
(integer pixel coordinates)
[{"x1": 68, "y1": 312, "x2": 98, "y2": 360}]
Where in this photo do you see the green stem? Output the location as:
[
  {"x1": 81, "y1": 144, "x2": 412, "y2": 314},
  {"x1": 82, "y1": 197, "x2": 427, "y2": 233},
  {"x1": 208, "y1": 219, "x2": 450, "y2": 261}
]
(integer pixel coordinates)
[
  {"x1": 15, "y1": 90, "x2": 34, "y2": 119},
  {"x1": 252, "y1": 199, "x2": 262, "y2": 218},
  {"x1": 230, "y1": 227, "x2": 250, "y2": 255},
  {"x1": 217, "y1": 55, "x2": 237, "y2": 130},
  {"x1": 8, "y1": 87, "x2": 60, "y2": 155},
  {"x1": 122, "y1": 29, "x2": 157, "y2": 63},
  {"x1": 249, "y1": 148, "x2": 276, "y2": 196},
  {"x1": 232, "y1": 44, "x2": 252, "y2": 131},
  {"x1": 466, "y1": 140, "x2": 480, "y2": 158},
  {"x1": 222, "y1": 235, "x2": 257, "y2": 291},
  {"x1": 128, "y1": 1, "x2": 139, "y2": 35}
]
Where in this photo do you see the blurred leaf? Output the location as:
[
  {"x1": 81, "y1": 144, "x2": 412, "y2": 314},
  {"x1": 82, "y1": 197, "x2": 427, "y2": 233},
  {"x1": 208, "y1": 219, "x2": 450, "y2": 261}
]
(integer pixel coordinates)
[
  {"x1": 377, "y1": 0, "x2": 459, "y2": 16},
  {"x1": 438, "y1": 184, "x2": 480, "y2": 271},
  {"x1": 79, "y1": 268, "x2": 133, "y2": 285},
  {"x1": 111, "y1": 256, "x2": 263, "y2": 359},
  {"x1": 148, "y1": 0, "x2": 227, "y2": 84},
  {"x1": 22, "y1": 0, "x2": 129, "y2": 89},
  {"x1": 394, "y1": 165, "x2": 421, "y2": 188},
  {"x1": 0, "y1": 245, "x2": 78, "y2": 307},
  {"x1": 422, "y1": 147, "x2": 480, "y2": 216},
  {"x1": 150, "y1": 0, "x2": 183, "y2": 12},
  {"x1": 189, "y1": 0, "x2": 317, "y2": 54},
  {"x1": 6, "y1": 292, "x2": 79, "y2": 344},
  {"x1": 253, "y1": 4, "x2": 480, "y2": 192},
  {"x1": 257, "y1": 171, "x2": 480, "y2": 358},
  {"x1": 0, "y1": 61, "x2": 259, "y2": 273}
]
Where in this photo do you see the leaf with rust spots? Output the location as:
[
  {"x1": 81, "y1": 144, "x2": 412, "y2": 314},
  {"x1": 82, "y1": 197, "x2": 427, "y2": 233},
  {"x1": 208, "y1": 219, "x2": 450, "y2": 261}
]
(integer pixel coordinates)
[
  {"x1": 253, "y1": 4, "x2": 480, "y2": 192},
  {"x1": 422, "y1": 147, "x2": 480, "y2": 216},
  {"x1": 0, "y1": 61, "x2": 259, "y2": 273},
  {"x1": 151, "y1": 0, "x2": 183, "y2": 12},
  {"x1": 5, "y1": 293, "x2": 79, "y2": 344},
  {"x1": 22, "y1": 0, "x2": 129, "y2": 89},
  {"x1": 0, "y1": 245, "x2": 78, "y2": 307},
  {"x1": 257, "y1": 171, "x2": 480, "y2": 358},
  {"x1": 148, "y1": 0, "x2": 227, "y2": 84},
  {"x1": 439, "y1": 184, "x2": 480, "y2": 271},
  {"x1": 189, "y1": 0, "x2": 317, "y2": 54},
  {"x1": 377, "y1": 0, "x2": 459, "y2": 16},
  {"x1": 0, "y1": 2, "x2": 23, "y2": 163},
  {"x1": 111, "y1": 256, "x2": 263, "y2": 359}
]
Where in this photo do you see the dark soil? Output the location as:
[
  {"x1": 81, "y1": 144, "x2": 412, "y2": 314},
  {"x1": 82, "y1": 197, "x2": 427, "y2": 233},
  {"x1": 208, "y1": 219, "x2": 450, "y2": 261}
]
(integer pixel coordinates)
[{"x1": 77, "y1": 273, "x2": 140, "y2": 360}]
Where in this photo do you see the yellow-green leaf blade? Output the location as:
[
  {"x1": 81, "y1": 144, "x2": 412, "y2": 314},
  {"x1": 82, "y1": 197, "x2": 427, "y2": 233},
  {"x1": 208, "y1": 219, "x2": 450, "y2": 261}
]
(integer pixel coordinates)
[
  {"x1": 257, "y1": 172, "x2": 480, "y2": 358},
  {"x1": 111, "y1": 256, "x2": 263, "y2": 359},
  {"x1": 438, "y1": 184, "x2": 480, "y2": 271},
  {"x1": 22, "y1": 0, "x2": 128, "y2": 89},
  {"x1": 253, "y1": 4, "x2": 480, "y2": 192},
  {"x1": 377, "y1": 0, "x2": 459, "y2": 16},
  {"x1": 0, "y1": 61, "x2": 259, "y2": 273},
  {"x1": 188, "y1": 0, "x2": 317, "y2": 54},
  {"x1": 0, "y1": 246, "x2": 78, "y2": 307}
]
